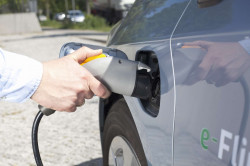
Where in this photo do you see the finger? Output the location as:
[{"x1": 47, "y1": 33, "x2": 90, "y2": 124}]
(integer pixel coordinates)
[
  {"x1": 195, "y1": 60, "x2": 212, "y2": 81},
  {"x1": 69, "y1": 46, "x2": 103, "y2": 64},
  {"x1": 87, "y1": 74, "x2": 111, "y2": 98},
  {"x1": 215, "y1": 78, "x2": 229, "y2": 87},
  {"x1": 76, "y1": 98, "x2": 85, "y2": 107},
  {"x1": 206, "y1": 79, "x2": 214, "y2": 84},
  {"x1": 206, "y1": 66, "x2": 223, "y2": 84},
  {"x1": 198, "y1": 47, "x2": 219, "y2": 77},
  {"x1": 67, "y1": 105, "x2": 77, "y2": 112},
  {"x1": 206, "y1": 72, "x2": 221, "y2": 85},
  {"x1": 185, "y1": 56, "x2": 213, "y2": 86},
  {"x1": 82, "y1": 90, "x2": 94, "y2": 99},
  {"x1": 76, "y1": 92, "x2": 86, "y2": 106}
]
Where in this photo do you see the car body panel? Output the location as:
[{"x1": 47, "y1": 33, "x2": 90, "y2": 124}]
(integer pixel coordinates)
[
  {"x1": 172, "y1": 0, "x2": 250, "y2": 165},
  {"x1": 103, "y1": 0, "x2": 250, "y2": 165},
  {"x1": 106, "y1": 0, "x2": 190, "y2": 165},
  {"x1": 114, "y1": 41, "x2": 175, "y2": 165}
]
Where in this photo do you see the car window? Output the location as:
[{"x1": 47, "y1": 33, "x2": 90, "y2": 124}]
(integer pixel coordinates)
[
  {"x1": 174, "y1": 0, "x2": 250, "y2": 37},
  {"x1": 108, "y1": 0, "x2": 190, "y2": 45}
]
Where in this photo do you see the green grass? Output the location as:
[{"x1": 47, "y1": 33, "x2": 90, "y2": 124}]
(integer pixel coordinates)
[
  {"x1": 40, "y1": 15, "x2": 112, "y2": 32},
  {"x1": 40, "y1": 20, "x2": 63, "y2": 29}
]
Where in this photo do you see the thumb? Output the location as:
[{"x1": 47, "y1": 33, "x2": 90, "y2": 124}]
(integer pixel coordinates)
[{"x1": 69, "y1": 46, "x2": 103, "y2": 64}]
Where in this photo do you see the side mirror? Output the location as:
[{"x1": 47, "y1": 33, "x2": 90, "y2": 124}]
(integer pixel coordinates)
[{"x1": 197, "y1": 0, "x2": 222, "y2": 8}]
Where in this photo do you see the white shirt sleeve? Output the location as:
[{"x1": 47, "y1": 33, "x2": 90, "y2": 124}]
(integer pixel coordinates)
[
  {"x1": 0, "y1": 48, "x2": 43, "y2": 103},
  {"x1": 239, "y1": 39, "x2": 250, "y2": 54}
]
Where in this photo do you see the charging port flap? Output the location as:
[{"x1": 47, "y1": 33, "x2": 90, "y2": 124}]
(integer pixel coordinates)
[{"x1": 136, "y1": 51, "x2": 161, "y2": 117}]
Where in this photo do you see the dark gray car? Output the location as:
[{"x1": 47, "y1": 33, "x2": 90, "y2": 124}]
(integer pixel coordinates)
[{"x1": 99, "y1": 0, "x2": 250, "y2": 165}]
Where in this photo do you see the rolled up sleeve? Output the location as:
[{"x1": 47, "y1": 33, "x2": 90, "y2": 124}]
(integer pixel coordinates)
[
  {"x1": 0, "y1": 48, "x2": 43, "y2": 103},
  {"x1": 239, "y1": 39, "x2": 250, "y2": 54}
]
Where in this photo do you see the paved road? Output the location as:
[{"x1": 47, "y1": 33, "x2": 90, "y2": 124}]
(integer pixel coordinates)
[{"x1": 0, "y1": 29, "x2": 108, "y2": 166}]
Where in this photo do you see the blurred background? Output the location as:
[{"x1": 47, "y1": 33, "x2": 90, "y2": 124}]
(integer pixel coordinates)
[{"x1": 0, "y1": 0, "x2": 135, "y2": 33}]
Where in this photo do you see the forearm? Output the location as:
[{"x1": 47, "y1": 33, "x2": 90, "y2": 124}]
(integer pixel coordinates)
[
  {"x1": 239, "y1": 38, "x2": 250, "y2": 54},
  {"x1": 0, "y1": 48, "x2": 43, "y2": 102}
]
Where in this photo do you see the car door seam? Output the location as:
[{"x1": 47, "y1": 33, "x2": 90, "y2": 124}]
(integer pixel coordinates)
[{"x1": 169, "y1": 0, "x2": 192, "y2": 165}]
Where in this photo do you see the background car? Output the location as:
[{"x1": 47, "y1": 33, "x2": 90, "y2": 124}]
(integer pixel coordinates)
[
  {"x1": 66, "y1": 10, "x2": 85, "y2": 23},
  {"x1": 38, "y1": 15, "x2": 47, "y2": 22},
  {"x1": 98, "y1": 0, "x2": 250, "y2": 165},
  {"x1": 54, "y1": 12, "x2": 65, "y2": 21}
]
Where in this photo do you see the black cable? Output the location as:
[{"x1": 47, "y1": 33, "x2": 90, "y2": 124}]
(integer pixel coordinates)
[
  {"x1": 32, "y1": 111, "x2": 44, "y2": 166},
  {"x1": 238, "y1": 77, "x2": 249, "y2": 139},
  {"x1": 228, "y1": 77, "x2": 249, "y2": 166}
]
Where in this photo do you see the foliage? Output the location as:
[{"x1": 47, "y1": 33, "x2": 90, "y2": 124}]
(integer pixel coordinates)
[
  {"x1": 39, "y1": 19, "x2": 63, "y2": 29},
  {"x1": 38, "y1": 0, "x2": 90, "y2": 19},
  {"x1": 40, "y1": 14, "x2": 111, "y2": 32},
  {"x1": 0, "y1": 0, "x2": 90, "y2": 15},
  {"x1": 0, "y1": 0, "x2": 28, "y2": 13},
  {"x1": 63, "y1": 15, "x2": 109, "y2": 30}
]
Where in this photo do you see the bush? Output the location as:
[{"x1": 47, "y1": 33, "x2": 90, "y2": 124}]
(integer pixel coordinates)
[
  {"x1": 84, "y1": 14, "x2": 109, "y2": 29},
  {"x1": 63, "y1": 15, "x2": 110, "y2": 31},
  {"x1": 40, "y1": 15, "x2": 111, "y2": 31},
  {"x1": 40, "y1": 20, "x2": 63, "y2": 29}
]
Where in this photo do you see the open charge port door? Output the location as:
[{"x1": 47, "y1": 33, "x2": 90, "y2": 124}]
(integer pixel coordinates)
[{"x1": 136, "y1": 51, "x2": 161, "y2": 117}]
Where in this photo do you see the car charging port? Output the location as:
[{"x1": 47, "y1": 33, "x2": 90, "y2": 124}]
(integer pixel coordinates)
[{"x1": 136, "y1": 51, "x2": 160, "y2": 117}]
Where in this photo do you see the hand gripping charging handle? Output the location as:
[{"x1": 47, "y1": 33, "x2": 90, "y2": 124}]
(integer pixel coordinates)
[{"x1": 60, "y1": 42, "x2": 152, "y2": 99}]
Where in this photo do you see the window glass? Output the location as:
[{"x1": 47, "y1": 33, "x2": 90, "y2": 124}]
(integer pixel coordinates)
[
  {"x1": 174, "y1": 0, "x2": 250, "y2": 36},
  {"x1": 109, "y1": 0, "x2": 189, "y2": 45}
]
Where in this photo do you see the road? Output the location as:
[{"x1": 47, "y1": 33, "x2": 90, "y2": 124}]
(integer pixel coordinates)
[{"x1": 0, "y1": 29, "x2": 108, "y2": 166}]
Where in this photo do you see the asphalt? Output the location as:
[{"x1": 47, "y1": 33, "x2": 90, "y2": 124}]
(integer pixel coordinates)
[{"x1": 0, "y1": 29, "x2": 108, "y2": 166}]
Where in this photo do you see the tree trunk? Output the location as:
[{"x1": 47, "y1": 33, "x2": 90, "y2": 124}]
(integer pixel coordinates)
[
  {"x1": 45, "y1": 0, "x2": 50, "y2": 19},
  {"x1": 65, "y1": 0, "x2": 68, "y2": 11},
  {"x1": 71, "y1": 0, "x2": 75, "y2": 10},
  {"x1": 86, "y1": 0, "x2": 90, "y2": 15}
]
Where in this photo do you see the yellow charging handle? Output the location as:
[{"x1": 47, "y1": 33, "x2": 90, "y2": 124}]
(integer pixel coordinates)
[{"x1": 81, "y1": 53, "x2": 107, "y2": 65}]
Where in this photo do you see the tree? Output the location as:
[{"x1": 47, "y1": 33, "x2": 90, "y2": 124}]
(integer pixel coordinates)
[
  {"x1": 86, "y1": 0, "x2": 90, "y2": 15},
  {"x1": 37, "y1": 0, "x2": 92, "y2": 19}
]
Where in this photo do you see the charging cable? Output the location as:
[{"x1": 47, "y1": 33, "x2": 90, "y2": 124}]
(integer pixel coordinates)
[{"x1": 32, "y1": 105, "x2": 55, "y2": 166}]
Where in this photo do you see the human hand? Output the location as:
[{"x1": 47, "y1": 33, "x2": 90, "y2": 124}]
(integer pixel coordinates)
[
  {"x1": 31, "y1": 46, "x2": 111, "y2": 112},
  {"x1": 184, "y1": 41, "x2": 250, "y2": 86}
]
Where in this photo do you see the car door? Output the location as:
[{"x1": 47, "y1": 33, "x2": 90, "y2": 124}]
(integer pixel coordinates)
[
  {"x1": 171, "y1": 0, "x2": 250, "y2": 165},
  {"x1": 106, "y1": 0, "x2": 190, "y2": 165}
]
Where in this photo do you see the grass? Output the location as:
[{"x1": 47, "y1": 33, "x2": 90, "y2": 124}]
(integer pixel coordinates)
[
  {"x1": 40, "y1": 20, "x2": 63, "y2": 29},
  {"x1": 40, "y1": 14, "x2": 112, "y2": 32}
]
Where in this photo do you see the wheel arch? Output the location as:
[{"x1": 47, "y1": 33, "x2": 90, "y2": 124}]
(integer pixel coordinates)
[{"x1": 99, "y1": 93, "x2": 123, "y2": 150}]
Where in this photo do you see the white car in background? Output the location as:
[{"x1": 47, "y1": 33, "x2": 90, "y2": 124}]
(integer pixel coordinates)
[
  {"x1": 54, "y1": 12, "x2": 66, "y2": 21},
  {"x1": 66, "y1": 10, "x2": 85, "y2": 23},
  {"x1": 38, "y1": 15, "x2": 47, "y2": 21}
]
